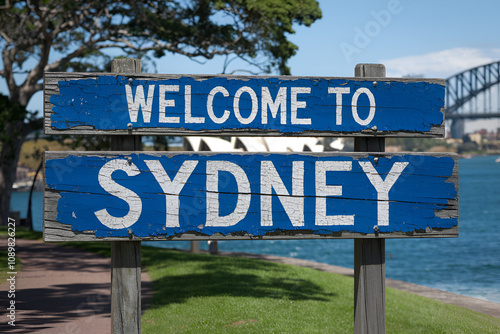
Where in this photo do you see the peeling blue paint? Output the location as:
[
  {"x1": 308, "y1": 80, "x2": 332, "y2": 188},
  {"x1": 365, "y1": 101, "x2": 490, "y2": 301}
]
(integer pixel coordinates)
[
  {"x1": 49, "y1": 76, "x2": 444, "y2": 134},
  {"x1": 44, "y1": 153, "x2": 457, "y2": 238}
]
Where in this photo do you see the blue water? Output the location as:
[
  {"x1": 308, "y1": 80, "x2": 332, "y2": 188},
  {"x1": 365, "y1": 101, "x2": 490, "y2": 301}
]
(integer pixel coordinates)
[{"x1": 12, "y1": 155, "x2": 500, "y2": 303}]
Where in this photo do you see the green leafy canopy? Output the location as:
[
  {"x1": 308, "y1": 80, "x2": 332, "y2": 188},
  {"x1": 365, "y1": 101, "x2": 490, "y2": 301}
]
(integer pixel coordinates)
[
  {"x1": 0, "y1": 0, "x2": 321, "y2": 226},
  {"x1": 1, "y1": 0, "x2": 321, "y2": 83}
]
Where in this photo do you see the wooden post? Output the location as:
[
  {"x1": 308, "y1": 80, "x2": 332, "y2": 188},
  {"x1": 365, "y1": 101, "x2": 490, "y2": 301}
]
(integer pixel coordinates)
[
  {"x1": 354, "y1": 63, "x2": 386, "y2": 334},
  {"x1": 110, "y1": 58, "x2": 142, "y2": 334},
  {"x1": 190, "y1": 241, "x2": 200, "y2": 254}
]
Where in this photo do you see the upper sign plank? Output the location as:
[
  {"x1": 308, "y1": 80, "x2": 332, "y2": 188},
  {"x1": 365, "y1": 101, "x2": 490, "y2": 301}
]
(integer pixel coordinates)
[{"x1": 44, "y1": 73, "x2": 445, "y2": 137}]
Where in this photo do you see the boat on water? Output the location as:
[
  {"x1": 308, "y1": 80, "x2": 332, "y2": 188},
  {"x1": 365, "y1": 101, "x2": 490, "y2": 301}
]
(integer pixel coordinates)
[
  {"x1": 12, "y1": 180, "x2": 33, "y2": 191},
  {"x1": 495, "y1": 157, "x2": 500, "y2": 163}
]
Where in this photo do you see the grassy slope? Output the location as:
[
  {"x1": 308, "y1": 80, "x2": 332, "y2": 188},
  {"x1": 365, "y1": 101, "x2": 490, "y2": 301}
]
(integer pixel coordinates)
[
  {"x1": 18, "y1": 139, "x2": 69, "y2": 170},
  {"x1": 139, "y1": 247, "x2": 500, "y2": 334},
  {"x1": 1, "y1": 228, "x2": 499, "y2": 333},
  {"x1": 141, "y1": 248, "x2": 354, "y2": 333}
]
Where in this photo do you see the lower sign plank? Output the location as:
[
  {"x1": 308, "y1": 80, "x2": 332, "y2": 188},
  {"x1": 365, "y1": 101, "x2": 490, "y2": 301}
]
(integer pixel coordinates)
[{"x1": 43, "y1": 152, "x2": 458, "y2": 242}]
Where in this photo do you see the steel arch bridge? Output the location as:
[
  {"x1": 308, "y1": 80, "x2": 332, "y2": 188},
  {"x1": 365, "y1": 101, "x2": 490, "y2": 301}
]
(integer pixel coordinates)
[{"x1": 446, "y1": 61, "x2": 500, "y2": 138}]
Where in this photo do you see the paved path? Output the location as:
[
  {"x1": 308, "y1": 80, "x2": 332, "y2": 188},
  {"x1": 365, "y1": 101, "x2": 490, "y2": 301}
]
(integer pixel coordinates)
[{"x1": 0, "y1": 239, "x2": 152, "y2": 334}]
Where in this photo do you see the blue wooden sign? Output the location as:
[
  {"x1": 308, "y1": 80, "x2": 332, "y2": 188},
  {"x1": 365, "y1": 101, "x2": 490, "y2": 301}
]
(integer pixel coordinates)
[
  {"x1": 43, "y1": 152, "x2": 458, "y2": 241},
  {"x1": 44, "y1": 73, "x2": 445, "y2": 137}
]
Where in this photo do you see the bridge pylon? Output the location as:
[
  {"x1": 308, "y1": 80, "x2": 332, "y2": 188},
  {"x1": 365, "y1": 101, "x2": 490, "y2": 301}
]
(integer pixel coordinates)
[{"x1": 450, "y1": 119, "x2": 464, "y2": 139}]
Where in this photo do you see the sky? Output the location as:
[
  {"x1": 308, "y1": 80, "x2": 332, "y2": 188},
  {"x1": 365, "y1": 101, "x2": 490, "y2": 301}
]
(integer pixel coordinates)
[{"x1": 3, "y1": 0, "x2": 500, "y2": 133}]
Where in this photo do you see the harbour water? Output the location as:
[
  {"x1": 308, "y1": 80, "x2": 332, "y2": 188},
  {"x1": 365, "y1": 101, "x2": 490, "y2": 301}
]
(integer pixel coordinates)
[{"x1": 11, "y1": 155, "x2": 500, "y2": 303}]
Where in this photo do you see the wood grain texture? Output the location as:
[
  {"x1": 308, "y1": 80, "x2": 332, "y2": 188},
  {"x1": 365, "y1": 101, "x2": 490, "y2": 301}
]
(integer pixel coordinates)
[
  {"x1": 354, "y1": 238, "x2": 386, "y2": 333},
  {"x1": 44, "y1": 72, "x2": 445, "y2": 137},
  {"x1": 109, "y1": 58, "x2": 141, "y2": 334},
  {"x1": 43, "y1": 151, "x2": 458, "y2": 242},
  {"x1": 111, "y1": 241, "x2": 141, "y2": 334},
  {"x1": 354, "y1": 63, "x2": 387, "y2": 334}
]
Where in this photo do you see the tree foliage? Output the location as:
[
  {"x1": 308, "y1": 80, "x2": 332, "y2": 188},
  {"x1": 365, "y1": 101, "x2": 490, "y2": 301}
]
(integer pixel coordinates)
[
  {"x1": 1, "y1": 0, "x2": 321, "y2": 105},
  {"x1": 0, "y1": 0, "x2": 321, "y2": 225}
]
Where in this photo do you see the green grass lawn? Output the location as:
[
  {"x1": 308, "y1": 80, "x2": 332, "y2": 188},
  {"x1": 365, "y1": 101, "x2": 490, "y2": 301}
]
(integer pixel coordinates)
[
  {"x1": 2, "y1": 227, "x2": 499, "y2": 333},
  {"x1": 141, "y1": 248, "x2": 354, "y2": 333},
  {"x1": 139, "y1": 247, "x2": 500, "y2": 334}
]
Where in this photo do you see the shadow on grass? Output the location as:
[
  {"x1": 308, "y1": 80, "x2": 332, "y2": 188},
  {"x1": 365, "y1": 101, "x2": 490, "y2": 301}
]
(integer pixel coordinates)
[{"x1": 142, "y1": 247, "x2": 336, "y2": 309}]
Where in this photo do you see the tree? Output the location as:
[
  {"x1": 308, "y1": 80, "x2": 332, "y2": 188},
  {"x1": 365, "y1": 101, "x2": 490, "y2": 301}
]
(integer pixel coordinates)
[{"x1": 0, "y1": 0, "x2": 322, "y2": 225}]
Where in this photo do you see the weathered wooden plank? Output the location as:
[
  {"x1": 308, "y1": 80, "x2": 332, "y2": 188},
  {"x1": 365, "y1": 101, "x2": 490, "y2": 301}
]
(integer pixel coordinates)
[
  {"x1": 43, "y1": 151, "x2": 458, "y2": 242},
  {"x1": 43, "y1": 72, "x2": 445, "y2": 137}
]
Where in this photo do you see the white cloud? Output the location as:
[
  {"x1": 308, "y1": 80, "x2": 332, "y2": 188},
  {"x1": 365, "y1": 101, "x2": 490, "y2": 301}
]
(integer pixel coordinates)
[
  {"x1": 491, "y1": 48, "x2": 500, "y2": 57},
  {"x1": 381, "y1": 48, "x2": 496, "y2": 78}
]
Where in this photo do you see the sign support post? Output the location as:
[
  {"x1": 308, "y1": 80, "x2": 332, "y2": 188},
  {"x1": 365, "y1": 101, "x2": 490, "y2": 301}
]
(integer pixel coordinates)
[
  {"x1": 110, "y1": 58, "x2": 142, "y2": 334},
  {"x1": 354, "y1": 63, "x2": 387, "y2": 333}
]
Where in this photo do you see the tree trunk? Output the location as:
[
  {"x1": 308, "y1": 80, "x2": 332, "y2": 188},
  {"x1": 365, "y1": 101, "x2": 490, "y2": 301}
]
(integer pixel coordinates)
[
  {"x1": 26, "y1": 159, "x2": 42, "y2": 230},
  {"x1": 0, "y1": 121, "x2": 30, "y2": 226}
]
